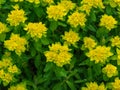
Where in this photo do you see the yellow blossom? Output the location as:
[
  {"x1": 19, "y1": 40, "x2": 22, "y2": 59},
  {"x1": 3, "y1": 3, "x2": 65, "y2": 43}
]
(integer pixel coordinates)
[
  {"x1": 7, "y1": 5, "x2": 27, "y2": 26},
  {"x1": 47, "y1": 5, "x2": 67, "y2": 21},
  {"x1": 112, "y1": 77, "x2": 120, "y2": 90},
  {"x1": 8, "y1": 65, "x2": 20, "y2": 74},
  {"x1": 0, "y1": 22, "x2": 9, "y2": 34},
  {"x1": 24, "y1": 22, "x2": 47, "y2": 40},
  {"x1": 10, "y1": 0, "x2": 24, "y2": 2},
  {"x1": 81, "y1": 0, "x2": 105, "y2": 9},
  {"x1": 62, "y1": 30, "x2": 80, "y2": 46},
  {"x1": 8, "y1": 82, "x2": 27, "y2": 90},
  {"x1": 111, "y1": 36, "x2": 120, "y2": 48},
  {"x1": 99, "y1": 14, "x2": 117, "y2": 30},
  {"x1": 102, "y1": 64, "x2": 118, "y2": 78},
  {"x1": 44, "y1": 42, "x2": 72, "y2": 67},
  {"x1": 67, "y1": 12, "x2": 86, "y2": 27},
  {"x1": 86, "y1": 46, "x2": 113, "y2": 63},
  {"x1": 4, "y1": 33, "x2": 28, "y2": 56},
  {"x1": 2, "y1": 73, "x2": 13, "y2": 84},
  {"x1": 81, "y1": 82, "x2": 106, "y2": 90},
  {"x1": 0, "y1": 70, "x2": 5, "y2": 79},
  {"x1": 82, "y1": 37, "x2": 97, "y2": 50},
  {"x1": 79, "y1": 4, "x2": 92, "y2": 15},
  {"x1": 26, "y1": 0, "x2": 40, "y2": 4},
  {"x1": 58, "y1": 0, "x2": 76, "y2": 12},
  {"x1": 43, "y1": 0, "x2": 54, "y2": 4}
]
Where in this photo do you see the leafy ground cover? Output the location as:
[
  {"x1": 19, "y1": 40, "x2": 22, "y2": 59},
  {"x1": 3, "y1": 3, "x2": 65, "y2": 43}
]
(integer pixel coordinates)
[{"x1": 0, "y1": 0, "x2": 120, "y2": 90}]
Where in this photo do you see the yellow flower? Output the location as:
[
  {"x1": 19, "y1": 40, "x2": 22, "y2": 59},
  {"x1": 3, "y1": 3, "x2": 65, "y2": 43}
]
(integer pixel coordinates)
[
  {"x1": 8, "y1": 82, "x2": 27, "y2": 90},
  {"x1": 0, "y1": 70, "x2": 5, "y2": 79},
  {"x1": 2, "y1": 58, "x2": 13, "y2": 68},
  {"x1": 7, "y1": 5, "x2": 27, "y2": 26},
  {"x1": 4, "y1": 33, "x2": 28, "y2": 56},
  {"x1": 62, "y1": 30, "x2": 80, "y2": 46},
  {"x1": 43, "y1": 0, "x2": 54, "y2": 4},
  {"x1": 24, "y1": 22, "x2": 47, "y2": 40},
  {"x1": 67, "y1": 12, "x2": 86, "y2": 27},
  {"x1": 111, "y1": 36, "x2": 120, "y2": 48},
  {"x1": 86, "y1": 46, "x2": 113, "y2": 63},
  {"x1": 79, "y1": 4, "x2": 92, "y2": 15},
  {"x1": 26, "y1": 0, "x2": 40, "y2": 4},
  {"x1": 44, "y1": 42, "x2": 72, "y2": 67},
  {"x1": 81, "y1": 82, "x2": 106, "y2": 90},
  {"x1": 0, "y1": 22, "x2": 9, "y2": 34},
  {"x1": 82, "y1": 37, "x2": 97, "y2": 50},
  {"x1": 81, "y1": 0, "x2": 105, "y2": 9},
  {"x1": 8, "y1": 65, "x2": 20, "y2": 74},
  {"x1": 102, "y1": 64, "x2": 118, "y2": 78},
  {"x1": 99, "y1": 14, "x2": 117, "y2": 30},
  {"x1": 112, "y1": 77, "x2": 120, "y2": 90},
  {"x1": 58, "y1": 0, "x2": 76, "y2": 12},
  {"x1": 2, "y1": 73, "x2": 13, "y2": 84},
  {"x1": 10, "y1": 0, "x2": 24, "y2": 2},
  {"x1": 47, "y1": 5, "x2": 67, "y2": 21}
]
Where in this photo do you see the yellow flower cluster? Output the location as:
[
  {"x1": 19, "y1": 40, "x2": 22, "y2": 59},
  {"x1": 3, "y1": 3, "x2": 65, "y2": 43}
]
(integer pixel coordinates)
[
  {"x1": 99, "y1": 14, "x2": 117, "y2": 30},
  {"x1": 112, "y1": 77, "x2": 120, "y2": 89},
  {"x1": 81, "y1": 0, "x2": 105, "y2": 9},
  {"x1": 67, "y1": 12, "x2": 86, "y2": 28},
  {"x1": 24, "y1": 22, "x2": 47, "y2": 40},
  {"x1": 0, "y1": 22, "x2": 9, "y2": 34},
  {"x1": 82, "y1": 37, "x2": 97, "y2": 50},
  {"x1": 4, "y1": 33, "x2": 28, "y2": 56},
  {"x1": 10, "y1": 0, "x2": 24, "y2": 2},
  {"x1": 44, "y1": 42, "x2": 72, "y2": 67},
  {"x1": 58, "y1": 0, "x2": 76, "y2": 12},
  {"x1": 0, "y1": 53, "x2": 20, "y2": 86},
  {"x1": 111, "y1": 36, "x2": 120, "y2": 48},
  {"x1": 62, "y1": 30, "x2": 80, "y2": 46},
  {"x1": 7, "y1": 5, "x2": 27, "y2": 26},
  {"x1": 26, "y1": 0, "x2": 40, "y2": 4},
  {"x1": 8, "y1": 82, "x2": 27, "y2": 90},
  {"x1": 110, "y1": 0, "x2": 120, "y2": 7},
  {"x1": 86, "y1": 46, "x2": 113, "y2": 63},
  {"x1": 81, "y1": 82, "x2": 106, "y2": 90},
  {"x1": 102, "y1": 64, "x2": 118, "y2": 78},
  {"x1": 47, "y1": 4, "x2": 67, "y2": 21},
  {"x1": 43, "y1": 0, "x2": 54, "y2": 4}
]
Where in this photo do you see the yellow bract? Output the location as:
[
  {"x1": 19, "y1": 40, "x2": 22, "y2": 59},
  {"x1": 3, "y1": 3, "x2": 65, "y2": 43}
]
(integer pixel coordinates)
[
  {"x1": 44, "y1": 42, "x2": 72, "y2": 67},
  {"x1": 68, "y1": 12, "x2": 86, "y2": 27},
  {"x1": 99, "y1": 14, "x2": 117, "y2": 30},
  {"x1": 102, "y1": 64, "x2": 118, "y2": 78}
]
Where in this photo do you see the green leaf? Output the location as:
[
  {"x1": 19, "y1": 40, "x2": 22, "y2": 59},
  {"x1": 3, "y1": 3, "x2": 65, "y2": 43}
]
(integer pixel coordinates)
[
  {"x1": 58, "y1": 21, "x2": 67, "y2": 27},
  {"x1": 52, "y1": 83, "x2": 62, "y2": 90},
  {"x1": 66, "y1": 81, "x2": 76, "y2": 90},
  {"x1": 49, "y1": 21, "x2": 58, "y2": 32},
  {"x1": 87, "y1": 25, "x2": 96, "y2": 32},
  {"x1": 44, "y1": 62, "x2": 54, "y2": 72},
  {"x1": 90, "y1": 11, "x2": 96, "y2": 22},
  {"x1": 54, "y1": 67, "x2": 67, "y2": 78},
  {"x1": 87, "y1": 67, "x2": 93, "y2": 81},
  {"x1": 93, "y1": 64, "x2": 101, "y2": 76},
  {"x1": 34, "y1": 54, "x2": 41, "y2": 69},
  {"x1": 41, "y1": 37, "x2": 49, "y2": 45},
  {"x1": 33, "y1": 40, "x2": 42, "y2": 52},
  {"x1": 30, "y1": 46, "x2": 36, "y2": 57},
  {"x1": 34, "y1": 7, "x2": 44, "y2": 17},
  {"x1": 0, "y1": 33, "x2": 6, "y2": 42},
  {"x1": 106, "y1": 6, "x2": 112, "y2": 15}
]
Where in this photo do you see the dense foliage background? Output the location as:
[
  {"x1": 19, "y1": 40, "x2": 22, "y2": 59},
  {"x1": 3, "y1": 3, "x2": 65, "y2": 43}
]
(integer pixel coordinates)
[{"x1": 1, "y1": 0, "x2": 120, "y2": 90}]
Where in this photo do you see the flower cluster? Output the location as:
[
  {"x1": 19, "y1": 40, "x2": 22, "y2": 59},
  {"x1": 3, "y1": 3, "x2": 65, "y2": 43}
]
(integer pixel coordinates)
[
  {"x1": 0, "y1": 52, "x2": 20, "y2": 86},
  {"x1": 81, "y1": 82, "x2": 106, "y2": 90},
  {"x1": 86, "y1": 46, "x2": 113, "y2": 64},
  {"x1": 8, "y1": 82, "x2": 27, "y2": 90},
  {"x1": 44, "y1": 42, "x2": 72, "y2": 67},
  {"x1": 99, "y1": 14, "x2": 117, "y2": 30},
  {"x1": 102, "y1": 64, "x2": 118, "y2": 78},
  {"x1": 4, "y1": 33, "x2": 28, "y2": 56},
  {"x1": 24, "y1": 22, "x2": 47, "y2": 40},
  {"x1": 7, "y1": 5, "x2": 27, "y2": 26},
  {"x1": 62, "y1": 30, "x2": 80, "y2": 46},
  {"x1": 0, "y1": 22, "x2": 9, "y2": 34}
]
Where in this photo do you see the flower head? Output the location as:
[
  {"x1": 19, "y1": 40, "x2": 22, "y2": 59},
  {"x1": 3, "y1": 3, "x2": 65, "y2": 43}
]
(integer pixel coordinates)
[{"x1": 99, "y1": 14, "x2": 117, "y2": 30}]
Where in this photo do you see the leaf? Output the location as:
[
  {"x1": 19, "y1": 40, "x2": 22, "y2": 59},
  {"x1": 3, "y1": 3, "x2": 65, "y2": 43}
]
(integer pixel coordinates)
[
  {"x1": 33, "y1": 40, "x2": 42, "y2": 52},
  {"x1": 52, "y1": 83, "x2": 62, "y2": 90},
  {"x1": 87, "y1": 25, "x2": 96, "y2": 32},
  {"x1": 90, "y1": 11, "x2": 96, "y2": 22},
  {"x1": 58, "y1": 21, "x2": 67, "y2": 27},
  {"x1": 54, "y1": 67, "x2": 67, "y2": 78},
  {"x1": 34, "y1": 7, "x2": 44, "y2": 17},
  {"x1": 49, "y1": 21, "x2": 58, "y2": 32},
  {"x1": 34, "y1": 54, "x2": 41, "y2": 69},
  {"x1": 106, "y1": 6, "x2": 112, "y2": 15},
  {"x1": 41, "y1": 37, "x2": 49, "y2": 45},
  {"x1": 87, "y1": 67, "x2": 93, "y2": 81},
  {"x1": 66, "y1": 81, "x2": 76, "y2": 90},
  {"x1": 44, "y1": 62, "x2": 54, "y2": 72},
  {"x1": 0, "y1": 33, "x2": 6, "y2": 42},
  {"x1": 30, "y1": 46, "x2": 36, "y2": 57}
]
